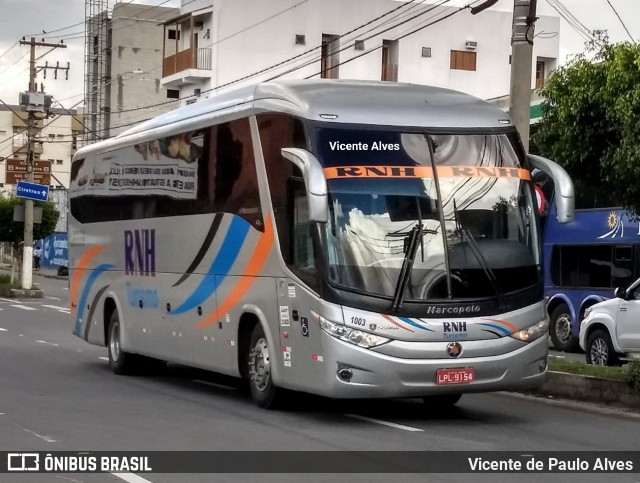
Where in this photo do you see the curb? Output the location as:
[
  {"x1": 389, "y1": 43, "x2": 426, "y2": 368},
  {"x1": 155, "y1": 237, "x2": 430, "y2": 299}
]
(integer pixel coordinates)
[
  {"x1": 526, "y1": 371, "x2": 640, "y2": 410},
  {"x1": 1, "y1": 288, "x2": 44, "y2": 298}
]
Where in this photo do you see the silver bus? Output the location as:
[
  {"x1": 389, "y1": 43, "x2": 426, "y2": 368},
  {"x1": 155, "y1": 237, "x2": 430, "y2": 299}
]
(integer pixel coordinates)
[{"x1": 69, "y1": 80, "x2": 574, "y2": 408}]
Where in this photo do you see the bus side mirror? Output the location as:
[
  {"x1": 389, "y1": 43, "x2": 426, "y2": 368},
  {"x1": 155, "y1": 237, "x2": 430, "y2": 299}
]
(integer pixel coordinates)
[
  {"x1": 281, "y1": 148, "x2": 328, "y2": 223},
  {"x1": 614, "y1": 287, "x2": 626, "y2": 299},
  {"x1": 527, "y1": 154, "x2": 575, "y2": 224}
]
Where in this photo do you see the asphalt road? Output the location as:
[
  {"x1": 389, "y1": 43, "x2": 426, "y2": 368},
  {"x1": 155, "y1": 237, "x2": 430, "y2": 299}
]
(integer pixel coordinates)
[{"x1": 1, "y1": 275, "x2": 639, "y2": 483}]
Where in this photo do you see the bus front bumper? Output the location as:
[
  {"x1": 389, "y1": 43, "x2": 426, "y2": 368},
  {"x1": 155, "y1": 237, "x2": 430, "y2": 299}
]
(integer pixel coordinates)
[{"x1": 315, "y1": 332, "x2": 548, "y2": 399}]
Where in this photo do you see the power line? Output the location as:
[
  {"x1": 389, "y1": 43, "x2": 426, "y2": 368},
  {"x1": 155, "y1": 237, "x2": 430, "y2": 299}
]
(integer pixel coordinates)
[
  {"x1": 606, "y1": 0, "x2": 636, "y2": 43},
  {"x1": 544, "y1": 0, "x2": 597, "y2": 44}
]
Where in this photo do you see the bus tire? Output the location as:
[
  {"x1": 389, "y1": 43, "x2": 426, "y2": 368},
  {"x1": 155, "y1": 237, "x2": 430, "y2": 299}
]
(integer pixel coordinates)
[
  {"x1": 549, "y1": 304, "x2": 579, "y2": 352},
  {"x1": 247, "y1": 324, "x2": 280, "y2": 409},
  {"x1": 585, "y1": 329, "x2": 620, "y2": 366},
  {"x1": 422, "y1": 394, "x2": 462, "y2": 407},
  {"x1": 107, "y1": 310, "x2": 139, "y2": 375}
]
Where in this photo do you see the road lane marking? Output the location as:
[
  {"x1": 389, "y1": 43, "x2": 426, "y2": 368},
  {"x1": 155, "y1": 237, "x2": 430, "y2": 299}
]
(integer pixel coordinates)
[
  {"x1": 99, "y1": 357, "x2": 109, "y2": 361},
  {"x1": 0, "y1": 328, "x2": 7, "y2": 331},
  {"x1": 43, "y1": 304, "x2": 71, "y2": 312},
  {"x1": 36, "y1": 340, "x2": 60, "y2": 346},
  {"x1": 344, "y1": 414, "x2": 424, "y2": 432},
  {"x1": 15, "y1": 424, "x2": 57, "y2": 443},
  {"x1": 193, "y1": 379, "x2": 236, "y2": 391},
  {"x1": 10, "y1": 305, "x2": 38, "y2": 311},
  {"x1": 113, "y1": 473, "x2": 154, "y2": 483},
  {"x1": 45, "y1": 296, "x2": 61, "y2": 300}
]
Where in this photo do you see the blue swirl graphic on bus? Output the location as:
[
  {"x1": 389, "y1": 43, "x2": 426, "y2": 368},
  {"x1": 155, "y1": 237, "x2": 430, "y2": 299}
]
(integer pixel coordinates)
[{"x1": 171, "y1": 216, "x2": 251, "y2": 315}]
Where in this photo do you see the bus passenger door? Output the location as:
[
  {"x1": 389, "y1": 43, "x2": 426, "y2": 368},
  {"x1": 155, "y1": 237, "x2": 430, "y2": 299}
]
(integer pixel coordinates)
[{"x1": 274, "y1": 180, "x2": 325, "y2": 389}]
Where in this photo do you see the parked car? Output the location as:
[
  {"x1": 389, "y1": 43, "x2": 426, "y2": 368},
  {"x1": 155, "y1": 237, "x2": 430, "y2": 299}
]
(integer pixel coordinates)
[{"x1": 579, "y1": 277, "x2": 640, "y2": 366}]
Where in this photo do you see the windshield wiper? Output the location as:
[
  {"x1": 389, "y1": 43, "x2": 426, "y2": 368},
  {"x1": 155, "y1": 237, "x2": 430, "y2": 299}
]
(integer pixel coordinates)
[
  {"x1": 452, "y1": 200, "x2": 506, "y2": 307},
  {"x1": 391, "y1": 224, "x2": 422, "y2": 312},
  {"x1": 461, "y1": 228, "x2": 506, "y2": 308},
  {"x1": 391, "y1": 223, "x2": 437, "y2": 312}
]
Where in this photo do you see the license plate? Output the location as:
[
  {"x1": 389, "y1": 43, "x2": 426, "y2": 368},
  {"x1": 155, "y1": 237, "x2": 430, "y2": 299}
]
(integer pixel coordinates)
[{"x1": 436, "y1": 368, "x2": 475, "y2": 385}]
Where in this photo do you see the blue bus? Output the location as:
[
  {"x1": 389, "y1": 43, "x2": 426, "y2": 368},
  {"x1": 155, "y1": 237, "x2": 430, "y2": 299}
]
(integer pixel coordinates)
[{"x1": 542, "y1": 194, "x2": 640, "y2": 351}]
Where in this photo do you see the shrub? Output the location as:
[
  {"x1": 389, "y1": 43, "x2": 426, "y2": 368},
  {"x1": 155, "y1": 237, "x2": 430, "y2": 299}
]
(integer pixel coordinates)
[{"x1": 624, "y1": 359, "x2": 640, "y2": 393}]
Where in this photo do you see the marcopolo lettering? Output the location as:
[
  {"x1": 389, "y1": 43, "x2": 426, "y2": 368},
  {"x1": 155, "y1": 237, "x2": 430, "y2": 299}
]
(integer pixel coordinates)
[
  {"x1": 124, "y1": 229, "x2": 156, "y2": 277},
  {"x1": 426, "y1": 305, "x2": 481, "y2": 315}
]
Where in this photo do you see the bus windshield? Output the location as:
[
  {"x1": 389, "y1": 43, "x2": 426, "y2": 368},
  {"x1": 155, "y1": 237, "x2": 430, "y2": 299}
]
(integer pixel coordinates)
[{"x1": 314, "y1": 127, "x2": 540, "y2": 302}]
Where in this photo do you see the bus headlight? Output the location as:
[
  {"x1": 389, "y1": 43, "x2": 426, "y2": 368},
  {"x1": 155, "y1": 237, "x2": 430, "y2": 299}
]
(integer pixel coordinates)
[
  {"x1": 316, "y1": 315, "x2": 389, "y2": 348},
  {"x1": 510, "y1": 318, "x2": 549, "y2": 343}
]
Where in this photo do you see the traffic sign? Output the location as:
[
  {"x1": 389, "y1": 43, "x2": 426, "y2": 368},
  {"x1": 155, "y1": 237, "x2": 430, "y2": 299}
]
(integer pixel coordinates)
[
  {"x1": 5, "y1": 159, "x2": 51, "y2": 185},
  {"x1": 16, "y1": 180, "x2": 49, "y2": 202}
]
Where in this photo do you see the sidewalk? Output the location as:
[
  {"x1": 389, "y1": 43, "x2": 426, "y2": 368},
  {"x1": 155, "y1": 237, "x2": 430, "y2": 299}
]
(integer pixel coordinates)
[{"x1": 0, "y1": 263, "x2": 68, "y2": 281}]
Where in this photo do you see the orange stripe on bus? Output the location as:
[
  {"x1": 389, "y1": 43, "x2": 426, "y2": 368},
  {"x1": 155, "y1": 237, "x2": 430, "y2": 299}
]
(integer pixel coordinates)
[
  {"x1": 323, "y1": 165, "x2": 531, "y2": 181},
  {"x1": 70, "y1": 246, "x2": 105, "y2": 308},
  {"x1": 195, "y1": 216, "x2": 275, "y2": 329},
  {"x1": 483, "y1": 318, "x2": 520, "y2": 334}
]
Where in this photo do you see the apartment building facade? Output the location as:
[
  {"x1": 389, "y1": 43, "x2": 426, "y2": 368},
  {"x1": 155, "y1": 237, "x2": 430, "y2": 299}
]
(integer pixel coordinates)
[{"x1": 159, "y1": 0, "x2": 559, "y2": 103}]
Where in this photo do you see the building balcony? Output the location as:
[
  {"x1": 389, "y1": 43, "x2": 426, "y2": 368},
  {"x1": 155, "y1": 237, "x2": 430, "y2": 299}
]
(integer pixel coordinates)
[{"x1": 162, "y1": 47, "x2": 211, "y2": 86}]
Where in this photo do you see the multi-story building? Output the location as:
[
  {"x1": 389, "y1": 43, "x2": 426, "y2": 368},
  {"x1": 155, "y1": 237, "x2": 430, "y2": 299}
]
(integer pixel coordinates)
[
  {"x1": 160, "y1": 0, "x2": 559, "y2": 103},
  {"x1": 85, "y1": 1, "x2": 180, "y2": 140}
]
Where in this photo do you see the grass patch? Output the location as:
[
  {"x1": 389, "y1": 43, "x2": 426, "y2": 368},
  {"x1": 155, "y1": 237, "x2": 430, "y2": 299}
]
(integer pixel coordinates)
[
  {"x1": 0, "y1": 274, "x2": 21, "y2": 290},
  {"x1": 548, "y1": 356, "x2": 627, "y2": 381}
]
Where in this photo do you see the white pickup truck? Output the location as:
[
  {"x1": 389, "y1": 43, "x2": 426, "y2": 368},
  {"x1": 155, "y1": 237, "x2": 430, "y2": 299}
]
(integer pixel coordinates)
[{"x1": 579, "y1": 277, "x2": 640, "y2": 366}]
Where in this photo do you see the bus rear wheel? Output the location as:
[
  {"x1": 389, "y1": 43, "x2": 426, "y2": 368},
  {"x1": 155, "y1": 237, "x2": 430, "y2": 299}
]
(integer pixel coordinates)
[
  {"x1": 107, "y1": 310, "x2": 140, "y2": 375},
  {"x1": 247, "y1": 324, "x2": 281, "y2": 409},
  {"x1": 549, "y1": 304, "x2": 579, "y2": 352}
]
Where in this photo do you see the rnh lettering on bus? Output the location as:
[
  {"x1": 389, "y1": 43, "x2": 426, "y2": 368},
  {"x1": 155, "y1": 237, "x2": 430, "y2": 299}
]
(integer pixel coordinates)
[{"x1": 124, "y1": 229, "x2": 156, "y2": 277}]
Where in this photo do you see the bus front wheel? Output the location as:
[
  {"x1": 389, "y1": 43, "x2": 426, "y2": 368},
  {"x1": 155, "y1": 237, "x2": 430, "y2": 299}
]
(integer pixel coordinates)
[
  {"x1": 247, "y1": 324, "x2": 281, "y2": 409},
  {"x1": 549, "y1": 304, "x2": 579, "y2": 352}
]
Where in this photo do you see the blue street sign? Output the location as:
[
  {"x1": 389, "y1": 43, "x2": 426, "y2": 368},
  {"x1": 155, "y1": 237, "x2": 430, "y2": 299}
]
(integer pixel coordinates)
[{"x1": 16, "y1": 180, "x2": 49, "y2": 202}]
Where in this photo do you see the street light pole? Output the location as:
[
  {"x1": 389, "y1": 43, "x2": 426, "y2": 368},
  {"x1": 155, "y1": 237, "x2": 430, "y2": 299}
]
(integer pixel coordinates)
[{"x1": 509, "y1": 0, "x2": 538, "y2": 152}]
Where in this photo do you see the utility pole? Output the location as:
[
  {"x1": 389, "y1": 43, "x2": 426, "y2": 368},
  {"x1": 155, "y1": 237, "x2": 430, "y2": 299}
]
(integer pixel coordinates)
[
  {"x1": 509, "y1": 0, "x2": 537, "y2": 152},
  {"x1": 18, "y1": 37, "x2": 66, "y2": 290}
]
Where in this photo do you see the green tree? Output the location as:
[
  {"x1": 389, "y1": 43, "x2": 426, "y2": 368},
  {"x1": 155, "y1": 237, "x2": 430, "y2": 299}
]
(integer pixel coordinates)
[
  {"x1": 0, "y1": 194, "x2": 60, "y2": 266},
  {"x1": 534, "y1": 37, "x2": 640, "y2": 212}
]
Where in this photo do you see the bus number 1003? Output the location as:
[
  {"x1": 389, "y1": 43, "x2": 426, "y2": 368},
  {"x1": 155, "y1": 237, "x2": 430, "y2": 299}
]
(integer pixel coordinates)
[{"x1": 350, "y1": 317, "x2": 366, "y2": 326}]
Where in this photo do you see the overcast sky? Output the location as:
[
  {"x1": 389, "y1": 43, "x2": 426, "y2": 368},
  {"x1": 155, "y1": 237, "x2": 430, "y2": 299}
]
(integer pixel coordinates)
[{"x1": 0, "y1": 0, "x2": 638, "y2": 109}]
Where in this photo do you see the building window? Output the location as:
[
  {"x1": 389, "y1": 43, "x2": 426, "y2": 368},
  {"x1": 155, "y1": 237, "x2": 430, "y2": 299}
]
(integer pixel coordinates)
[
  {"x1": 381, "y1": 39, "x2": 399, "y2": 82},
  {"x1": 49, "y1": 134, "x2": 55, "y2": 140},
  {"x1": 295, "y1": 34, "x2": 306, "y2": 45},
  {"x1": 56, "y1": 159, "x2": 63, "y2": 165},
  {"x1": 168, "y1": 29, "x2": 180, "y2": 40},
  {"x1": 166, "y1": 89, "x2": 180, "y2": 99},
  {"x1": 321, "y1": 34, "x2": 340, "y2": 79},
  {"x1": 450, "y1": 50, "x2": 476, "y2": 71},
  {"x1": 536, "y1": 60, "x2": 545, "y2": 88}
]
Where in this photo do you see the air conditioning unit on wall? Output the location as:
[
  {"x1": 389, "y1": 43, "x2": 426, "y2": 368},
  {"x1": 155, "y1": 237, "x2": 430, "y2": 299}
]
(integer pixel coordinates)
[{"x1": 465, "y1": 41, "x2": 478, "y2": 50}]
